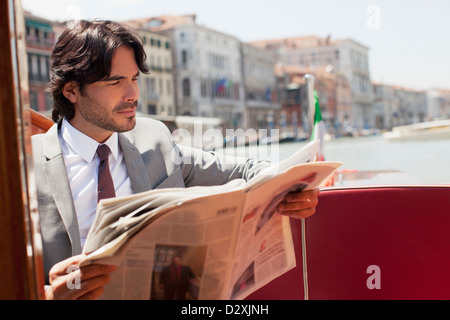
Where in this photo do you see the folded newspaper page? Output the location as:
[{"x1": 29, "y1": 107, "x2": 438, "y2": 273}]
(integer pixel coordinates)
[{"x1": 80, "y1": 141, "x2": 342, "y2": 300}]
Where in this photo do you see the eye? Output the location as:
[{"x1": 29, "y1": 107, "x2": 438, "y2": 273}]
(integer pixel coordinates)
[{"x1": 109, "y1": 81, "x2": 120, "y2": 86}]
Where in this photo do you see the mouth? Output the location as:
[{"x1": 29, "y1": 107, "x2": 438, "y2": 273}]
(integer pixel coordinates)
[{"x1": 116, "y1": 107, "x2": 136, "y2": 118}]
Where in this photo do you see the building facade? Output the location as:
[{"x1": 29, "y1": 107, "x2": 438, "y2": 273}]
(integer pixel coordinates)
[
  {"x1": 373, "y1": 83, "x2": 427, "y2": 130},
  {"x1": 128, "y1": 16, "x2": 244, "y2": 128},
  {"x1": 275, "y1": 65, "x2": 352, "y2": 138},
  {"x1": 427, "y1": 89, "x2": 450, "y2": 120},
  {"x1": 251, "y1": 35, "x2": 373, "y2": 132},
  {"x1": 337, "y1": 39, "x2": 373, "y2": 131},
  {"x1": 174, "y1": 23, "x2": 245, "y2": 128},
  {"x1": 23, "y1": 12, "x2": 445, "y2": 135},
  {"x1": 128, "y1": 15, "x2": 280, "y2": 130},
  {"x1": 136, "y1": 28, "x2": 175, "y2": 117},
  {"x1": 25, "y1": 12, "x2": 55, "y2": 112},
  {"x1": 241, "y1": 43, "x2": 280, "y2": 131}
]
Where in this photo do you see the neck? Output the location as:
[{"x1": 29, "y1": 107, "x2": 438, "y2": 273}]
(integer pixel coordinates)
[{"x1": 69, "y1": 117, "x2": 113, "y2": 144}]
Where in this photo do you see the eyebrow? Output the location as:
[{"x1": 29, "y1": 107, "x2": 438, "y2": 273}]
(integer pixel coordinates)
[{"x1": 103, "y1": 72, "x2": 140, "y2": 82}]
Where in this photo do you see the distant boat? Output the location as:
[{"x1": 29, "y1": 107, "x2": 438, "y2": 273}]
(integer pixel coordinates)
[{"x1": 383, "y1": 119, "x2": 450, "y2": 141}]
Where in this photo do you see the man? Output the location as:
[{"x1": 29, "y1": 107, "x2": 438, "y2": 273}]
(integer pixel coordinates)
[
  {"x1": 32, "y1": 20, "x2": 319, "y2": 300},
  {"x1": 159, "y1": 256, "x2": 197, "y2": 300}
]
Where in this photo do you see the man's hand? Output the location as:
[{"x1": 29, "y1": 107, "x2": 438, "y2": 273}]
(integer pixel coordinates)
[
  {"x1": 277, "y1": 188, "x2": 320, "y2": 219},
  {"x1": 45, "y1": 254, "x2": 117, "y2": 300}
]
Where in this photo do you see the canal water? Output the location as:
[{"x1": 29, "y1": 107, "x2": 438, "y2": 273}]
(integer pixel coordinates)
[{"x1": 219, "y1": 135, "x2": 450, "y2": 185}]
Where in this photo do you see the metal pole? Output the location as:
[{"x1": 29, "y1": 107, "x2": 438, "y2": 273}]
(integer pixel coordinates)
[
  {"x1": 301, "y1": 74, "x2": 316, "y2": 300},
  {"x1": 304, "y1": 74, "x2": 315, "y2": 138}
]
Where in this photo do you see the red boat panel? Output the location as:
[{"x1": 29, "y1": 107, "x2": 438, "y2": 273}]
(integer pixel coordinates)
[{"x1": 247, "y1": 186, "x2": 450, "y2": 300}]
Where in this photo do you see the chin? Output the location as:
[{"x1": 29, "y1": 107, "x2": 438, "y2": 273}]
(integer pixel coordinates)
[
  {"x1": 114, "y1": 117, "x2": 136, "y2": 133},
  {"x1": 123, "y1": 118, "x2": 137, "y2": 132}
]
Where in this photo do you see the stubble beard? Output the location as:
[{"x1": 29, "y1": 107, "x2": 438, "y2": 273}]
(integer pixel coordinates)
[{"x1": 78, "y1": 95, "x2": 138, "y2": 133}]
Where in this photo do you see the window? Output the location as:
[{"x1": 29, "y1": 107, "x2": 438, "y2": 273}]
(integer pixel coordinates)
[
  {"x1": 182, "y1": 50, "x2": 188, "y2": 67},
  {"x1": 234, "y1": 83, "x2": 240, "y2": 100},
  {"x1": 40, "y1": 56, "x2": 48, "y2": 81},
  {"x1": 157, "y1": 57, "x2": 161, "y2": 69},
  {"x1": 166, "y1": 79, "x2": 172, "y2": 95},
  {"x1": 149, "y1": 56, "x2": 154, "y2": 68},
  {"x1": 200, "y1": 79, "x2": 207, "y2": 97},
  {"x1": 30, "y1": 55, "x2": 38, "y2": 80},
  {"x1": 29, "y1": 90, "x2": 38, "y2": 110},
  {"x1": 147, "y1": 104, "x2": 156, "y2": 114},
  {"x1": 45, "y1": 92, "x2": 52, "y2": 111},
  {"x1": 27, "y1": 54, "x2": 32, "y2": 79},
  {"x1": 165, "y1": 58, "x2": 171, "y2": 71},
  {"x1": 182, "y1": 78, "x2": 190, "y2": 97}
]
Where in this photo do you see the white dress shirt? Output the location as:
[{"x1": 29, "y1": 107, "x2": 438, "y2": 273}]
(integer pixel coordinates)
[{"x1": 59, "y1": 119, "x2": 133, "y2": 248}]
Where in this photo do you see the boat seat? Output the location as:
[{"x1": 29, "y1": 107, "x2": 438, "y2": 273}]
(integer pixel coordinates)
[
  {"x1": 30, "y1": 108, "x2": 53, "y2": 134},
  {"x1": 247, "y1": 186, "x2": 450, "y2": 300}
]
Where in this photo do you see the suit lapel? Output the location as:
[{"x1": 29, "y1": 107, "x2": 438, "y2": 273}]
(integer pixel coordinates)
[
  {"x1": 40, "y1": 124, "x2": 162, "y2": 255},
  {"x1": 119, "y1": 133, "x2": 152, "y2": 193},
  {"x1": 42, "y1": 124, "x2": 82, "y2": 255}
]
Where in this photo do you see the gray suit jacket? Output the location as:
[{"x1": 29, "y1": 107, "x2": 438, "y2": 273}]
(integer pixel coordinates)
[{"x1": 32, "y1": 117, "x2": 268, "y2": 282}]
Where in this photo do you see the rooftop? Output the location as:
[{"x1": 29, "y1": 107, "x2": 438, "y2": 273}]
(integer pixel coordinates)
[
  {"x1": 250, "y1": 35, "x2": 338, "y2": 50},
  {"x1": 250, "y1": 35, "x2": 369, "y2": 51},
  {"x1": 124, "y1": 14, "x2": 197, "y2": 32}
]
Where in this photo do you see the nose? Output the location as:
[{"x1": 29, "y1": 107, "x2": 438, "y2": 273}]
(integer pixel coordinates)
[{"x1": 123, "y1": 81, "x2": 139, "y2": 103}]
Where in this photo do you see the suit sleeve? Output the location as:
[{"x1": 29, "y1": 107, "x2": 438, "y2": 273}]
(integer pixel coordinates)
[
  {"x1": 176, "y1": 144, "x2": 271, "y2": 187},
  {"x1": 130, "y1": 117, "x2": 271, "y2": 188}
]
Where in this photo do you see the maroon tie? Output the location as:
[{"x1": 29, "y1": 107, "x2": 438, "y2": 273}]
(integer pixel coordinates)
[{"x1": 96, "y1": 144, "x2": 116, "y2": 202}]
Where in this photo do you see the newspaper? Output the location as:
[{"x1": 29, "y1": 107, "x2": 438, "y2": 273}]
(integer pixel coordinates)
[{"x1": 79, "y1": 141, "x2": 342, "y2": 300}]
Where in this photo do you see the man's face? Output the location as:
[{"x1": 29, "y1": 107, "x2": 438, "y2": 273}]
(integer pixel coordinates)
[
  {"x1": 173, "y1": 257, "x2": 181, "y2": 266},
  {"x1": 69, "y1": 45, "x2": 140, "y2": 142}
]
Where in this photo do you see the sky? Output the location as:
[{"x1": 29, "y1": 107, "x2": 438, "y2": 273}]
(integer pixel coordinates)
[{"x1": 21, "y1": 0, "x2": 450, "y2": 91}]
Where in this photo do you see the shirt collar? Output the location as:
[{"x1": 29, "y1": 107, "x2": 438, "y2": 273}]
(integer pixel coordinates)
[{"x1": 61, "y1": 118, "x2": 119, "y2": 163}]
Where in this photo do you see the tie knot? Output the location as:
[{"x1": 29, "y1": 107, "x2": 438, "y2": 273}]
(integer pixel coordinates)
[{"x1": 97, "y1": 144, "x2": 111, "y2": 161}]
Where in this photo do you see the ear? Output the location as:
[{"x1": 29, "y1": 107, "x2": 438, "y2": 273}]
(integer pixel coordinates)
[{"x1": 61, "y1": 82, "x2": 80, "y2": 104}]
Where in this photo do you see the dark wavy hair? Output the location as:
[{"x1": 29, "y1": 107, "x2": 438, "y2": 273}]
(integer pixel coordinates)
[{"x1": 49, "y1": 20, "x2": 149, "y2": 122}]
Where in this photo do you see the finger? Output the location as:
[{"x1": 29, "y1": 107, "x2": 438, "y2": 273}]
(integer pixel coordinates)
[
  {"x1": 78, "y1": 286, "x2": 105, "y2": 300},
  {"x1": 62, "y1": 273, "x2": 112, "y2": 300},
  {"x1": 49, "y1": 254, "x2": 87, "y2": 281},
  {"x1": 285, "y1": 207, "x2": 316, "y2": 219},
  {"x1": 279, "y1": 195, "x2": 318, "y2": 211},
  {"x1": 285, "y1": 188, "x2": 319, "y2": 202},
  {"x1": 51, "y1": 263, "x2": 116, "y2": 300},
  {"x1": 76, "y1": 275, "x2": 111, "y2": 300},
  {"x1": 277, "y1": 191, "x2": 319, "y2": 219},
  {"x1": 79, "y1": 264, "x2": 117, "y2": 282}
]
